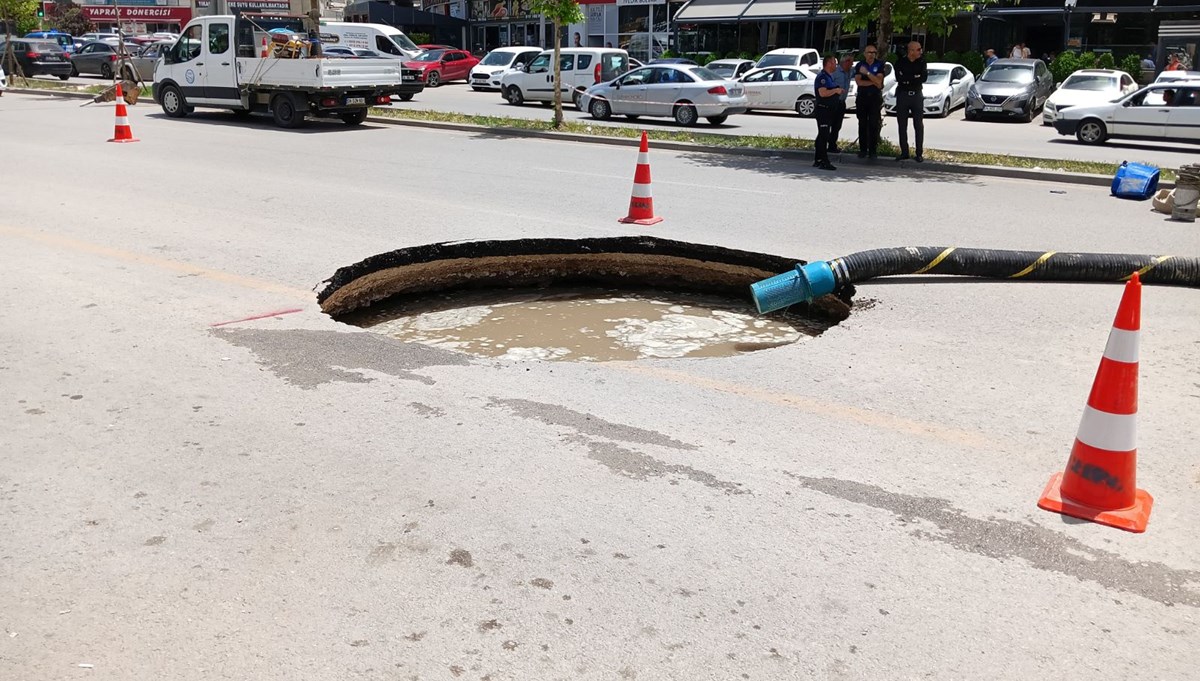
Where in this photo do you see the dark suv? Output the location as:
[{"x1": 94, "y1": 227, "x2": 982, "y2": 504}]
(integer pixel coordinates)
[{"x1": 0, "y1": 39, "x2": 73, "y2": 80}]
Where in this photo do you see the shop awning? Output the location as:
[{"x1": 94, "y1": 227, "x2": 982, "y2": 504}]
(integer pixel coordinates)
[
  {"x1": 740, "y1": 0, "x2": 825, "y2": 20},
  {"x1": 674, "y1": 0, "x2": 755, "y2": 23}
]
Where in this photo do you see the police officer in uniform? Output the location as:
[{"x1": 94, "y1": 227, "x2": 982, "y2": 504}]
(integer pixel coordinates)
[
  {"x1": 853, "y1": 44, "x2": 885, "y2": 159},
  {"x1": 894, "y1": 40, "x2": 927, "y2": 162},
  {"x1": 813, "y1": 55, "x2": 844, "y2": 171}
]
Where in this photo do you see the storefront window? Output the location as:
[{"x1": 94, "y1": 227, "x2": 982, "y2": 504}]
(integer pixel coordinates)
[{"x1": 618, "y1": 4, "x2": 667, "y2": 61}]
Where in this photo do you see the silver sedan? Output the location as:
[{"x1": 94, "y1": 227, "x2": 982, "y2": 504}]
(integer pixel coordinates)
[{"x1": 579, "y1": 64, "x2": 748, "y2": 126}]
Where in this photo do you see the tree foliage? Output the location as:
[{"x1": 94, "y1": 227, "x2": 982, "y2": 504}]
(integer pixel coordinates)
[
  {"x1": 0, "y1": 0, "x2": 37, "y2": 78},
  {"x1": 51, "y1": 0, "x2": 94, "y2": 36},
  {"x1": 822, "y1": 0, "x2": 996, "y2": 56},
  {"x1": 526, "y1": 0, "x2": 582, "y2": 128}
]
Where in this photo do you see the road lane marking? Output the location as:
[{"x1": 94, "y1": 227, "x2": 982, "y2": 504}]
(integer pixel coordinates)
[
  {"x1": 618, "y1": 364, "x2": 994, "y2": 449},
  {"x1": 0, "y1": 224, "x2": 314, "y2": 301},
  {"x1": 532, "y1": 167, "x2": 784, "y2": 196}
]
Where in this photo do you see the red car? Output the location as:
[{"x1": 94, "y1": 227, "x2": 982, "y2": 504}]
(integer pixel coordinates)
[
  {"x1": 417, "y1": 44, "x2": 456, "y2": 51},
  {"x1": 403, "y1": 48, "x2": 479, "y2": 87}
]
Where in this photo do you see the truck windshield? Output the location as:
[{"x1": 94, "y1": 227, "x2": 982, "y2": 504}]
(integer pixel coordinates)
[
  {"x1": 387, "y1": 32, "x2": 418, "y2": 52},
  {"x1": 480, "y1": 51, "x2": 511, "y2": 66}
]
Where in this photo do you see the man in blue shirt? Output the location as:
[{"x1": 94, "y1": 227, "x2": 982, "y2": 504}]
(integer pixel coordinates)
[
  {"x1": 813, "y1": 55, "x2": 845, "y2": 171},
  {"x1": 853, "y1": 44, "x2": 885, "y2": 159},
  {"x1": 985, "y1": 49, "x2": 998, "y2": 67},
  {"x1": 829, "y1": 54, "x2": 854, "y2": 153}
]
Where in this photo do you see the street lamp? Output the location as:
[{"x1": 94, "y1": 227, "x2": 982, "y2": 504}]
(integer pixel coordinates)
[{"x1": 1063, "y1": 0, "x2": 1077, "y2": 52}]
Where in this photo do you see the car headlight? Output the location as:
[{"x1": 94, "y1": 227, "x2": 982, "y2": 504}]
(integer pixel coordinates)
[
  {"x1": 491, "y1": 70, "x2": 503, "y2": 76},
  {"x1": 968, "y1": 85, "x2": 978, "y2": 98}
]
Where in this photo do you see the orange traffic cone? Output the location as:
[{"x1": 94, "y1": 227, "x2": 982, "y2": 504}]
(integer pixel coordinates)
[
  {"x1": 619, "y1": 131, "x2": 663, "y2": 226},
  {"x1": 260, "y1": 35, "x2": 270, "y2": 58},
  {"x1": 107, "y1": 83, "x2": 139, "y2": 144},
  {"x1": 1037, "y1": 272, "x2": 1153, "y2": 532}
]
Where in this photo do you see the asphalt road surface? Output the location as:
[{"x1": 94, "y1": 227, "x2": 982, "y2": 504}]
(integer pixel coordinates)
[
  {"x1": 34, "y1": 71, "x2": 1197, "y2": 169},
  {"x1": 2, "y1": 93, "x2": 1199, "y2": 680}
]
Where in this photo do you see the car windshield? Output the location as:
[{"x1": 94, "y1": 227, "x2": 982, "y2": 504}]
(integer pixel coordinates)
[
  {"x1": 707, "y1": 63, "x2": 736, "y2": 77},
  {"x1": 981, "y1": 64, "x2": 1034, "y2": 83},
  {"x1": 412, "y1": 50, "x2": 445, "y2": 62},
  {"x1": 32, "y1": 41, "x2": 63, "y2": 53},
  {"x1": 926, "y1": 69, "x2": 950, "y2": 85},
  {"x1": 687, "y1": 66, "x2": 723, "y2": 81},
  {"x1": 388, "y1": 32, "x2": 419, "y2": 52},
  {"x1": 757, "y1": 54, "x2": 797, "y2": 68},
  {"x1": 1062, "y1": 74, "x2": 1117, "y2": 91},
  {"x1": 480, "y1": 51, "x2": 511, "y2": 66}
]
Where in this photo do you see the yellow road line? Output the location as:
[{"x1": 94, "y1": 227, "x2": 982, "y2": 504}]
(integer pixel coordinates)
[{"x1": 0, "y1": 224, "x2": 313, "y2": 301}]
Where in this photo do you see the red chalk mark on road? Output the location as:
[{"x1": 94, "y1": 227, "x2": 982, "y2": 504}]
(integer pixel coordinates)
[{"x1": 210, "y1": 308, "x2": 304, "y2": 327}]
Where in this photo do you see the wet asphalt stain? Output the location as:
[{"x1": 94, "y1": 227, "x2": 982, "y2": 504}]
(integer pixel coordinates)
[
  {"x1": 489, "y1": 398, "x2": 696, "y2": 451},
  {"x1": 580, "y1": 438, "x2": 746, "y2": 495},
  {"x1": 212, "y1": 328, "x2": 468, "y2": 389},
  {"x1": 784, "y1": 473, "x2": 1200, "y2": 608}
]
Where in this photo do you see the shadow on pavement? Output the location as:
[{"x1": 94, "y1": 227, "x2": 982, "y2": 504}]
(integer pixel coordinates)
[
  {"x1": 1044, "y1": 137, "x2": 1196, "y2": 159},
  {"x1": 144, "y1": 110, "x2": 388, "y2": 134},
  {"x1": 675, "y1": 148, "x2": 988, "y2": 186}
]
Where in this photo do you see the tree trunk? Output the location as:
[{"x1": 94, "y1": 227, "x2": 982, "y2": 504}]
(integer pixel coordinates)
[
  {"x1": 3, "y1": 21, "x2": 23, "y2": 81},
  {"x1": 877, "y1": 0, "x2": 893, "y2": 58},
  {"x1": 551, "y1": 20, "x2": 563, "y2": 128}
]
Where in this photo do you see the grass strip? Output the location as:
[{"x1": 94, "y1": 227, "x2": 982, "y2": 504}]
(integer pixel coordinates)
[
  {"x1": 9, "y1": 76, "x2": 152, "y2": 98},
  {"x1": 370, "y1": 106, "x2": 1178, "y2": 182}
]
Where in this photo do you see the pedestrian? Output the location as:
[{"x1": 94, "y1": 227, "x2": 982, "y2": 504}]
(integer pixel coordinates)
[
  {"x1": 1010, "y1": 43, "x2": 1023, "y2": 59},
  {"x1": 829, "y1": 53, "x2": 854, "y2": 153},
  {"x1": 853, "y1": 44, "x2": 885, "y2": 159},
  {"x1": 605, "y1": 42, "x2": 612, "y2": 48},
  {"x1": 812, "y1": 55, "x2": 845, "y2": 171},
  {"x1": 985, "y1": 48, "x2": 997, "y2": 67},
  {"x1": 1141, "y1": 54, "x2": 1155, "y2": 71},
  {"x1": 894, "y1": 40, "x2": 926, "y2": 162},
  {"x1": 1166, "y1": 54, "x2": 1183, "y2": 71}
]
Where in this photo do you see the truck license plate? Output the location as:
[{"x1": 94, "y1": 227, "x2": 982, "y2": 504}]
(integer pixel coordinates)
[
  {"x1": 346, "y1": 97, "x2": 366, "y2": 106},
  {"x1": 983, "y1": 105, "x2": 1001, "y2": 112}
]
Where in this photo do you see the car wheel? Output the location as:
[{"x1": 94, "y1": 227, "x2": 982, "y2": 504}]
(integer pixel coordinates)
[
  {"x1": 340, "y1": 109, "x2": 369, "y2": 126},
  {"x1": 471, "y1": 86, "x2": 485, "y2": 92},
  {"x1": 964, "y1": 108, "x2": 977, "y2": 121},
  {"x1": 398, "y1": 93, "x2": 414, "y2": 102},
  {"x1": 159, "y1": 84, "x2": 188, "y2": 118},
  {"x1": 271, "y1": 92, "x2": 307, "y2": 129},
  {"x1": 58, "y1": 74, "x2": 70, "y2": 81},
  {"x1": 505, "y1": 85, "x2": 524, "y2": 106},
  {"x1": 795, "y1": 95, "x2": 816, "y2": 118},
  {"x1": 625, "y1": 114, "x2": 640, "y2": 120},
  {"x1": 589, "y1": 97, "x2": 611, "y2": 120},
  {"x1": 706, "y1": 114, "x2": 728, "y2": 125},
  {"x1": 1076, "y1": 119, "x2": 1107, "y2": 145},
  {"x1": 674, "y1": 102, "x2": 698, "y2": 126},
  {"x1": 100, "y1": 63, "x2": 112, "y2": 79},
  {"x1": 70, "y1": 64, "x2": 79, "y2": 77},
  {"x1": 426, "y1": 71, "x2": 440, "y2": 87},
  {"x1": 121, "y1": 67, "x2": 134, "y2": 81},
  {"x1": 940, "y1": 97, "x2": 950, "y2": 118}
]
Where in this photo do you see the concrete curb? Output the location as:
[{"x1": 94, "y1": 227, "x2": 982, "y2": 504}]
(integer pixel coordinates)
[{"x1": 7, "y1": 88, "x2": 1168, "y2": 189}]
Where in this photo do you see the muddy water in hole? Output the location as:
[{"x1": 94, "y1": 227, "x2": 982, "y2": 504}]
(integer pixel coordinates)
[{"x1": 344, "y1": 287, "x2": 825, "y2": 362}]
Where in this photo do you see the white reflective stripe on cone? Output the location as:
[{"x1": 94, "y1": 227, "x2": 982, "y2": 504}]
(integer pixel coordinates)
[
  {"x1": 114, "y1": 117, "x2": 129, "y2": 126},
  {"x1": 637, "y1": 152, "x2": 649, "y2": 165},
  {"x1": 631, "y1": 183, "x2": 653, "y2": 199},
  {"x1": 1102, "y1": 327, "x2": 1140, "y2": 364},
  {"x1": 1075, "y1": 405, "x2": 1137, "y2": 452}
]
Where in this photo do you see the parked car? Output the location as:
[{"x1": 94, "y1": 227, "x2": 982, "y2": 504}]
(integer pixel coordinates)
[
  {"x1": 77, "y1": 33, "x2": 122, "y2": 45},
  {"x1": 352, "y1": 49, "x2": 385, "y2": 58},
  {"x1": 70, "y1": 40, "x2": 134, "y2": 79},
  {"x1": 706, "y1": 58, "x2": 756, "y2": 80},
  {"x1": 649, "y1": 57, "x2": 698, "y2": 66},
  {"x1": 579, "y1": 63, "x2": 747, "y2": 126},
  {"x1": 1042, "y1": 69, "x2": 1139, "y2": 125},
  {"x1": 501, "y1": 47, "x2": 629, "y2": 107},
  {"x1": 884, "y1": 62, "x2": 973, "y2": 117},
  {"x1": 123, "y1": 41, "x2": 173, "y2": 81},
  {"x1": 469, "y1": 46, "x2": 541, "y2": 91},
  {"x1": 738, "y1": 65, "x2": 818, "y2": 116},
  {"x1": 417, "y1": 44, "x2": 456, "y2": 51},
  {"x1": 323, "y1": 45, "x2": 359, "y2": 57},
  {"x1": 1152, "y1": 70, "x2": 1200, "y2": 85},
  {"x1": 25, "y1": 30, "x2": 76, "y2": 55},
  {"x1": 0, "y1": 63, "x2": 6, "y2": 94},
  {"x1": 964, "y1": 58, "x2": 1055, "y2": 122},
  {"x1": 0, "y1": 39, "x2": 73, "y2": 80},
  {"x1": 755, "y1": 48, "x2": 820, "y2": 70},
  {"x1": 1052, "y1": 83, "x2": 1200, "y2": 145},
  {"x1": 403, "y1": 48, "x2": 478, "y2": 87}
]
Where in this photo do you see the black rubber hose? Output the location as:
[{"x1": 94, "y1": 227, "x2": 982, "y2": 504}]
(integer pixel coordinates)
[{"x1": 830, "y1": 248, "x2": 1200, "y2": 289}]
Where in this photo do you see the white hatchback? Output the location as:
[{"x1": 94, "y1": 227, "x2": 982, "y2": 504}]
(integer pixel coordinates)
[
  {"x1": 1043, "y1": 69, "x2": 1139, "y2": 125},
  {"x1": 469, "y1": 46, "x2": 541, "y2": 91}
]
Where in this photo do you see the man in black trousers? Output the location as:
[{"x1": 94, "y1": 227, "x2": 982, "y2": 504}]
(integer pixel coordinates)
[
  {"x1": 812, "y1": 55, "x2": 846, "y2": 171},
  {"x1": 853, "y1": 44, "x2": 885, "y2": 159},
  {"x1": 894, "y1": 41, "x2": 927, "y2": 162}
]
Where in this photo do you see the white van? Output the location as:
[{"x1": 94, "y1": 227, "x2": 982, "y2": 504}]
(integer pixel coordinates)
[
  {"x1": 499, "y1": 47, "x2": 629, "y2": 107},
  {"x1": 319, "y1": 22, "x2": 421, "y2": 60},
  {"x1": 755, "y1": 48, "x2": 820, "y2": 70},
  {"x1": 470, "y1": 46, "x2": 542, "y2": 91}
]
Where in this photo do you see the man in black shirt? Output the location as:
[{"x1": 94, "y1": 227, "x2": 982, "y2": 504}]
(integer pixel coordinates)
[
  {"x1": 894, "y1": 41, "x2": 927, "y2": 162},
  {"x1": 853, "y1": 44, "x2": 885, "y2": 159}
]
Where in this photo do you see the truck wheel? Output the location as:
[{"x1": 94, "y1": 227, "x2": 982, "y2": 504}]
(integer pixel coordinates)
[
  {"x1": 505, "y1": 85, "x2": 524, "y2": 106},
  {"x1": 398, "y1": 94, "x2": 414, "y2": 101},
  {"x1": 159, "y1": 84, "x2": 189, "y2": 118},
  {"x1": 271, "y1": 93, "x2": 307, "y2": 129},
  {"x1": 340, "y1": 109, "x2": 368, "y2": 126}
]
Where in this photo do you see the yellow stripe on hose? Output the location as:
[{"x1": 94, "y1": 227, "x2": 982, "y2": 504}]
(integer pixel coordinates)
[
  {"x1": 913, "y1": 247, "x2": 956, "y2": 274},
  {"x1": 1124, "y1": 255, "x2": 1173, "y2": 280},
  {"x1": 1009, "y1": 251, "x2": 1057, "y2": 278}
]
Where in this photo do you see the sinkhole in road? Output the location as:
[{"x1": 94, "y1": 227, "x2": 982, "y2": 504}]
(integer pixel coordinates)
[{"x1": 317, "y1": 237, "x2": 850, "y2": 363}]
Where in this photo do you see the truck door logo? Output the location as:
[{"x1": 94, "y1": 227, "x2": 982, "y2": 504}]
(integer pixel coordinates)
[{"x1": 185, "y1": 69, "x2": 196, "y2": 84}]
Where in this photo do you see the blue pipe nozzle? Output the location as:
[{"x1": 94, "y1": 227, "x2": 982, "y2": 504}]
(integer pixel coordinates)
[{"x1": 750, "y1": 261, "x2": 836, "y2": 314}]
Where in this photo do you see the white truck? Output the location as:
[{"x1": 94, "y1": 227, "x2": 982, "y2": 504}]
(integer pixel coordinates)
[{"x1": 153, "y1": 13, "x2": 423, "y2": 128}]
